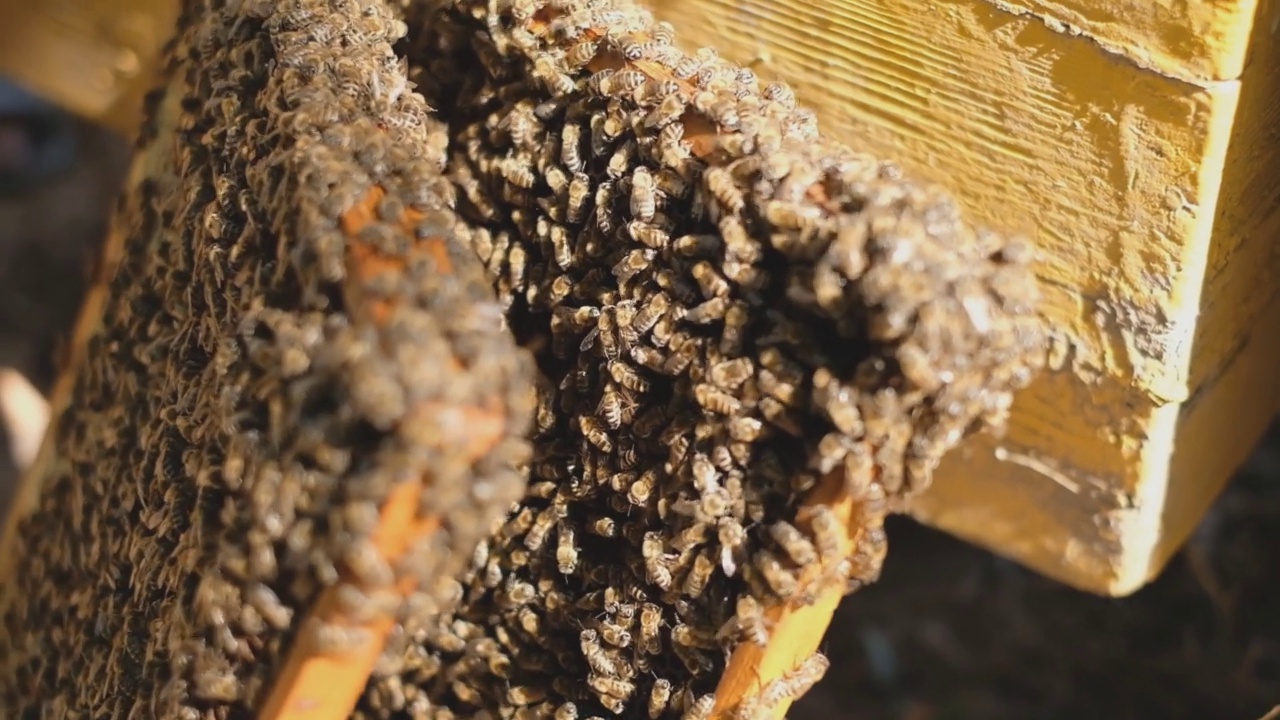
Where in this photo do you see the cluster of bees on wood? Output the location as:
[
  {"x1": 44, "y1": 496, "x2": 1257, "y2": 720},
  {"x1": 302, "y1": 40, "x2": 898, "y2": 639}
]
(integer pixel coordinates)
[{"x1": 0, "y1": 0, "x2": 1046, "y2": 718}]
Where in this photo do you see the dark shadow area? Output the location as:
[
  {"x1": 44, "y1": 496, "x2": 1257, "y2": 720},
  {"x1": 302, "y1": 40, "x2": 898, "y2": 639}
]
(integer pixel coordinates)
[{"x1": 797, "y1": 422, "x2": 1280, "y2": 720}]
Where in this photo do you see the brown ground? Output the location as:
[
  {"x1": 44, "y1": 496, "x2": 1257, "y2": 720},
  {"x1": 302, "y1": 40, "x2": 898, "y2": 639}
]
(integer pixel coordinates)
[{"x1": 0, "y1": 89, "x2": 1276, "y2": 720}]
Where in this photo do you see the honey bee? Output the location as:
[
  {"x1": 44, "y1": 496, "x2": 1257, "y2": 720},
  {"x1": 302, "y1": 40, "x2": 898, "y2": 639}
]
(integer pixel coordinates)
[
  {"x1": 660, "y1": 337, "x2": 699, "y2": 376},
  {"x1": 641, "y1": 531, "x2": 673, "y2": 590},
  {"x1": 598, "y1": 619, "x2": 632, "y2": 648},
  {"x1": 309, "y1": 619, "x2": 374, "y2": 655},
  {"x1": 630, "y1": 292, "x2": 668, "y2": 335},
  {"x1": 580, "y1": 629, "x2": 618, "y2": 676},
  {"x1": 629, "y1": 345, "x2": 670, "y2": 371},
  {"x1": 587, "y1": 514, "x2": 618, "y2": 538},
  {"x1": 566, "y1": 39, "x2": 600, "y2": 68},
  {"x1": 587, "y1": 674, "x2": 636, "y2": 700},
  {"x1": 565, "y1": 172, "x2": 592, "y2": 224},
  {"x1": 763, "y1": 81, "x2": 798, "y2": 112},
  {"x1": 586, "y1": 68, "x2": 617, "y2": 96},
  {"x1": 557, "y1": 524, "x2": 580, "y2": 574},
  {"x1": 525, "y1": 502, "x2": 566, "y2": 552},
  {"x1": 627, "y1": 469, "x2": 658, "y2": 506},
  {"x1": 561, "y1": 124, "x2": 586, "y2": 173},
  {"x1": 681, "y1": 551, "x2": 715, "y2": 598},
  {"x1": 628, "y1": 220, "x2": 669, "y2": 249},
  {"x1": 694, "y1": 383, "x2": 741, "y2": 415},
  {"x1": 648, "y1": 678, "x2": 673, "y2": 719},
  {"x1": 607, "y1": 359, "x2": 650, "y2": 393},
  {"x1": 607, "y1": 139, "x2": 636, "y2": 179},
  {"x1": 681, "y1": 693, "x2": 715, "y2": 720},
  {"x1": 629, "y1": 166, "x2": 657, "y2": 222},
  {"x1": 507, "y1": 685, "x2": 549, "y2": 706},
  {"x1": 702, "y1": 166, "x2": 745, "y2": 215},
  {"x1": 657, "y1": 122, "x2": 691, "y2": 168},
  {"x1": 684, "y1": 297, "x2": 728, "y2": 324},
  {"x1": 690, "y1": 261, "x2": 730, "y2": 298},
  {"x1": 770, "y1": 520, "x2": 818, "y2": 566},
  {"x1": 613, "y1": 248, "x2": 655, "y2": 285}
]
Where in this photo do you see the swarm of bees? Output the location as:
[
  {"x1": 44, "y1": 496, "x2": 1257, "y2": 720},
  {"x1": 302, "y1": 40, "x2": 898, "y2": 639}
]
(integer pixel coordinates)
[{"x1": 0, "y1": 0, "x2": 1046, "y2": 718}]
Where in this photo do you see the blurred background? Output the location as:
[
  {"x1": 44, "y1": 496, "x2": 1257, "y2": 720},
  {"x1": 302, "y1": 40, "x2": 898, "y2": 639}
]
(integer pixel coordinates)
[{"x1": 0, "y1": 70, "x2": 1275, "y2": 720}]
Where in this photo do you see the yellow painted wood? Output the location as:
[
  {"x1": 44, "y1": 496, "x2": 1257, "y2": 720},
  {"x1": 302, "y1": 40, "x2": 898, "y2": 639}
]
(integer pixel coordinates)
[
  {"x1": 0, "y1": 0, "x2": 176, "y2": 136},
  {"x1": 988, "y1": 0, "x2": 1260, "y2": 82},
  {"x1": 644, "y1": 0, "x2": 1273, "y2": 595}
]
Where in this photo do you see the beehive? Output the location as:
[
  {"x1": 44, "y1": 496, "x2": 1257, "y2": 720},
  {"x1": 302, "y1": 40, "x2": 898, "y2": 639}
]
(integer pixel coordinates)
[
  {"x1": 0, "y1": 0, "x2": 1047, "y2": 718},
  {"x1": 0, "y1": 0, "x2": 1270, "y2": 600}
]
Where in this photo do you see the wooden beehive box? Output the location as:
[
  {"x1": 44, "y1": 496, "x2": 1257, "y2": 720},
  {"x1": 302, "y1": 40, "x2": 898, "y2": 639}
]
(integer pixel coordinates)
[
  {"x1": 0, "y1": 0, "x2": 1275, "y2": 596},
  {"x1": 642, "y1": 0, "x2": 1280, "y2": 595}
]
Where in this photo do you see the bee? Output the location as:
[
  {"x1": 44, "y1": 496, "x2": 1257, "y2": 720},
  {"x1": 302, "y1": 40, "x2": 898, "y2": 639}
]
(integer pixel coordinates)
[
  {"x1": 684, "y1": 296, "x2": 728, "y2": 324},
  {"x1": 309, "y1": 620, "x2": 374, "y2": 655},
  {"x1": 594, "y1": 180, "x2": 616, "y2": 232},
  {"x1": 557, "y1": 524, "x2": 580, "y2": 574},
  {"x1": 641, "y1": 531, "x2": 673, "y2": 590},
  {"x1": 631, "y1": 292, "x2": 669, "y2": 335},
  {"x1": 770, "y1": 520, "x2": 819, "y2": 566},
  {"x1": 524, "y1": 502, "x2": 565, "y2": 552},
  {"x1": 653, "y1": 21, "x2": 677, "y2": 46},
  {"x1": 718, "y1": 517, "x2": 748, "y2": 576},
  {"x1": 629, "y1": 166, "x2": 657, "y2": 222},
  {"x1": 648, "y1": 679, "x2": 673, "y2": 719},
  {"x1": 562, "y1": 123, "x2": 586, "y2": 173},
  {"x1": 694, "y1": 383, "x2": 741, "y2": 415},
  {"x1": 594, "y1": 380, "x2": 625, "y2": 431},
  {"x1": 628, "y1": 347, "x2": 666, "y2": 377},
  {"x1": 672, "y1": 47, "x2": 716, "y2": 79},
  {"x1": 587, "y1": 513, "x2": 618, "y2": 538},
  {"x1": 561, "y1": 174, "x2": 592, "y2": 226},
  {"x1": 611, "y1": 68, "x2": 649, "y2": 94},
  {"x1": 588, "y1": 674, "x2": 636, "y2": 700},
  {"x1": 597, "y1": 309, "x2": 621, "y2": 359},
  {"x1": 682, "y1": 693, "x2": 715, "y2": 720},
  {"x1": 586, "y1": 68, "x2": 617, "y2": 96},
  {"x1": 578, "y1": 414, "x2": 614, "y2": 453},
  {"x1": 707, "y1": 357, "x2": 752, "y2": 389},
  {"x1": 754, "y1": 549, "x2": 799, "y2": 598},
  {"x1": 342, "y1": 537, "x2": 394, "y2": 588},
  {"x1": 566, "y1": 39, "x2": 600, "y2": 68},
  {"x1": 532, "y1": 53, "x2": 577, "y2": 94},
  {"x1": 507, "y1": 685, "x2": 549, "y2": 706},
  {"x1": 613, "y1": 247, "x2": 654, "y2": 285},
  {"x1": 598, "y1": 620, "x2": 632, "y2": 648},
  {"x1": 607, "y1": 139, "x2": 636, "y2": 180},
  {"x1": 555, "y1": 703, "x2": 579, "y2": 720},
  {"x1": 638, "y1": 602, "x2": 664, "y2": 655},
  {"x1": 607, "y1": 360, "x2": 649, "y2": 394},
  {"x1": 580, "y1": 629, "x2": 618, "y2": 676},
  {"x1": 627, "y1": 469, "x2": 658, "y2": 506},
  {"x1": 761, "y1": 652, "x2": 830, "y2": 711},
  {"x1": 763, "y1": 81, "x2": 798, "y2": 112},
  {"x1": 661, "y1": 337, "x2": 699, "y2": 376},
  {"x1": 701, "y1": 166, "x2": 745, "y2": 215},
  {"x1": 628, "y1": 220, "x2": 669, "y2": 249},
  {"x1": 816, "y1": 375, "x2": 865, "y2": 439},
  {"x1": 689, "y1": 261, "x2": 730, "y2": 298},
  {"x1": 244, "y1": 581, "x2": 293, "y2": 630},
  {"x1": 657, "y1": 122, "x2": 691, "y2": 168},
  {"x1": 681, "y1": 551, "x2": 716, "y2": 598}
]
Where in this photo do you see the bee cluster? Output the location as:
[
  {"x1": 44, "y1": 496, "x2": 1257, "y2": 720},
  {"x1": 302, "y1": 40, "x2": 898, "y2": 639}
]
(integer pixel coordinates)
[
  {"x1": 0, "y1": 0, "x2": 535, "y2": 717},
  {"x1": 0, "y1": 0, "x2": 1046, "y2": 717},
  {"x1": 355, "y1": 0, "x2": 1045, "y2": 718}
]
